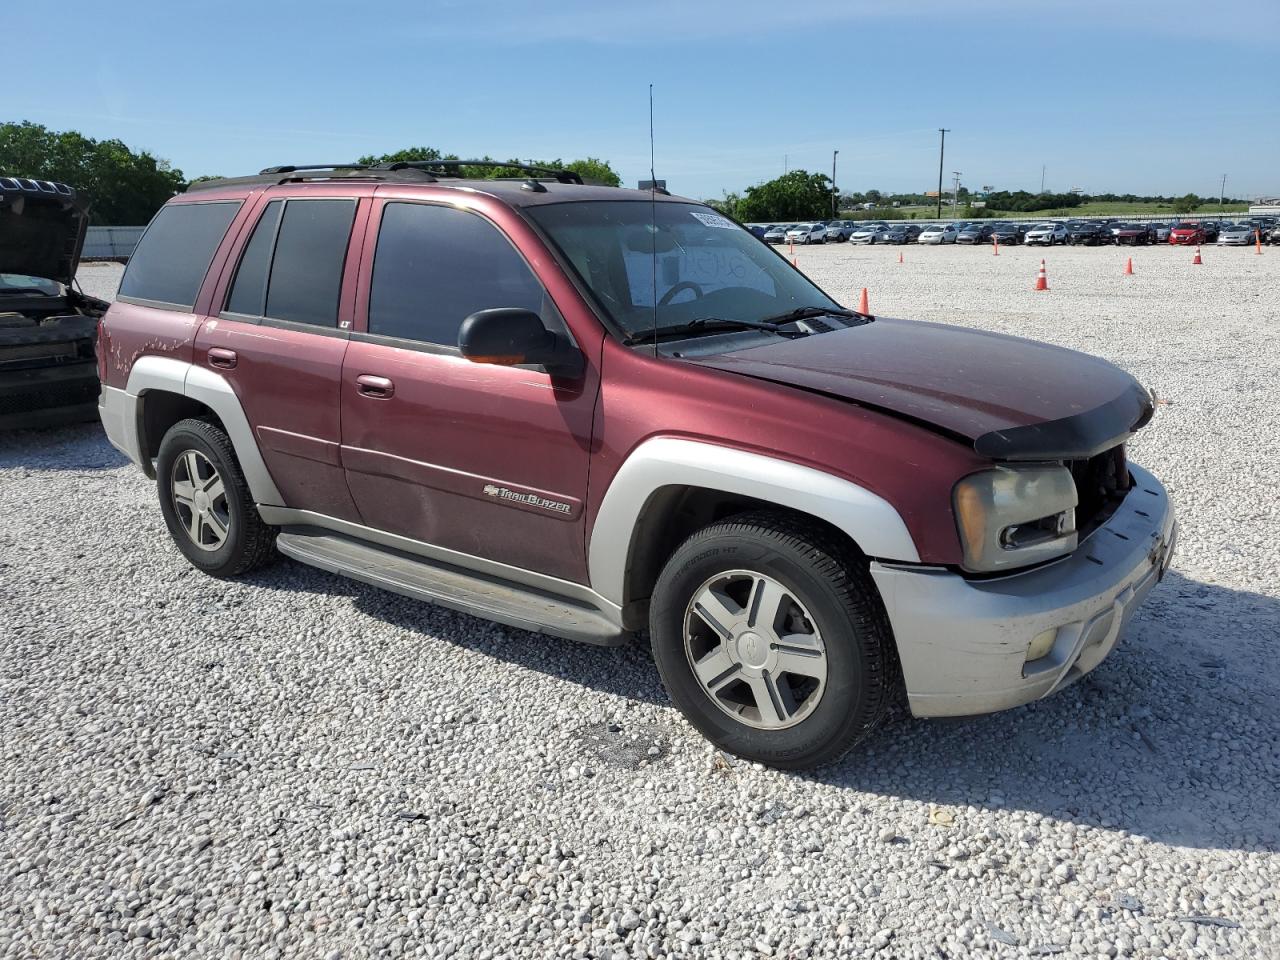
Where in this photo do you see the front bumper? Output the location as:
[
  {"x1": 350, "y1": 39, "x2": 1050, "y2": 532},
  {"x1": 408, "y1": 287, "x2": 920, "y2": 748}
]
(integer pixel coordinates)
[
  {"x1": 0, "y1": 360, "x2": 100, "y2": 430},
  {"x1": 871, "y1": 463, "x2": 1175, "y2": 718}
]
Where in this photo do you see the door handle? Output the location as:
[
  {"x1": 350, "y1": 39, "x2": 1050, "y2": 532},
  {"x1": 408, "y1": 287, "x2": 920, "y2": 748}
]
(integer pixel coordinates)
[
  {"x1": 208, "y1": 347, "x2": 237, "y2": 369},
  {"x1": 356, "y1": 374, "x2": 395, "y2": 399}
]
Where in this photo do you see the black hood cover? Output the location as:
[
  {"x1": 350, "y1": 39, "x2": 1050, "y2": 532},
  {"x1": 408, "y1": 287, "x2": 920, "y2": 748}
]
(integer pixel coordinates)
[{"x1": 0, "y1": 177, "x2": 89, "y2": 287}]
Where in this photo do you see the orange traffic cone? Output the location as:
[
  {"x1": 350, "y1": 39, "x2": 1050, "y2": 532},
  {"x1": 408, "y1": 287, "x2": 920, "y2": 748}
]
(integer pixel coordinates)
[
  {"x1": 1192, "y1": 246, "x2": 1202, "y2": 265},
  {"x1": 1124, "y1": 257, "x2": 1134, "y2": 276},
  {"x1": 897, "y1": 251, "x2": 904, "y2": 264},
  {"x1": 1033, "y1": 259, "x2": 1049, "y2": 291},
  {"x1": 993, "y1": 235, "x2": 999, "y2": 256},
  {"x1": 789, "y1": 240, "x2": 795, "y2": 256},
  {"x1": 858, "y1": 287, "x2": 870, "y2": 314},
  {"x1": 790, "y1": 253, "x2": 797, "y2": 268},
  {"x1": 1257, "y1": 230, "x2": 1264, "y2": 255}
]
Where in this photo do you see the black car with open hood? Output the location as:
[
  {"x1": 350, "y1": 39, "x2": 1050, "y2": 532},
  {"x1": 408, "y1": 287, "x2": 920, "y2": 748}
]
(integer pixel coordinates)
[{"x1": 0, "y1": 177, "x2": 107, "y2": 429}]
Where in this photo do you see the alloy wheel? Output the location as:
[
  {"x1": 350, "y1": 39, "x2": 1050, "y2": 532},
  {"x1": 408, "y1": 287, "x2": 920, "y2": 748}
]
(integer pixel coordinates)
[
  {"x1": 683, "y1": 570, "x2": 828, "y2": 730},
  {"x1": 170, "y1": 449, "x2": 230, "y2": 552}
]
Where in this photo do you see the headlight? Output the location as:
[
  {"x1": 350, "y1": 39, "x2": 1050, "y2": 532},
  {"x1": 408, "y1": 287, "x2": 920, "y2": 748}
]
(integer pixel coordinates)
[{"x1": 953, "y1": 465, "x2": 1078, "y2": 572}]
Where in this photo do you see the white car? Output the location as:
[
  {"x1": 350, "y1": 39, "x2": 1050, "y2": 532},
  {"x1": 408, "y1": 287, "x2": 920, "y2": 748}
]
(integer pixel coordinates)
[
  {"x1": 784, "y1": 223, "x2": 827, "y2": 245},
  {"x1": 848, "y1": 223, "x2": 888, "y2": 244},
  {"x1": 1024, "y1": 223, "x2": 1067, "y2": 246},
  {"x1": 918, "y1": 224, "x2": 960, "y2": 244}
]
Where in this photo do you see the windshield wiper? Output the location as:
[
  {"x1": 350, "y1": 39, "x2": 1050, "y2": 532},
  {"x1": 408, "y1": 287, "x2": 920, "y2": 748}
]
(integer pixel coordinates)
[
  {"x1": 622, "y1": 316, "x2": 783, "y2": 346},
  {"x1": 760, "y1": 305, "x2": 868, "y2": 324}
]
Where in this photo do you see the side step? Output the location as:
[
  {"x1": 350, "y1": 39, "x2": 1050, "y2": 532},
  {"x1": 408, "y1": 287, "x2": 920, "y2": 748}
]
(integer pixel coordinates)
[{"x1": 275, "y1": 528, "x2": 628, "y2": 646}]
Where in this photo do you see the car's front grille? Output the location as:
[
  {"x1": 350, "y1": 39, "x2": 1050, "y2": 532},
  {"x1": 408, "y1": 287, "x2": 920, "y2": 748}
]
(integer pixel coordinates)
[{"x1": 1069, "y1": 445, "x2": 1129, "y2": 539}]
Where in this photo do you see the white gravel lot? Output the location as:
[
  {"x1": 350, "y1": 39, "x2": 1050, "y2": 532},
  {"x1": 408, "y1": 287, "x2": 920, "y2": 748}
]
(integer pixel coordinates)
[{"x1": 1, "y1": 249, "x2": 1277, "y2": 960}]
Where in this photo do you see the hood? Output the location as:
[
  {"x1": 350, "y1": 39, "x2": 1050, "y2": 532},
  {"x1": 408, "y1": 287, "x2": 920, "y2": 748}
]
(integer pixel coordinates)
[
  {"x1": 0, "y1": 178, "x2": 89, "y2": 287},
  {"x1": 684, "y1": 317, "x2": 1153, "y2": 461}
]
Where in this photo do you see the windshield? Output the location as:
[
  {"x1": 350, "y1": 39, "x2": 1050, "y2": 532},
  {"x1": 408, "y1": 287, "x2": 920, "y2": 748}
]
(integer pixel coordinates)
[
  {"x1": 527, "y1": 201, "x2": 842, "y2": 340},
  {"x1": 0, "y1": 273, "x2": 60, "y2": 296}
]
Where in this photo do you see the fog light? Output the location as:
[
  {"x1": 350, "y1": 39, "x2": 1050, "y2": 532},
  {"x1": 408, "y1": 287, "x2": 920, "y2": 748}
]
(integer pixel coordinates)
[{"x1": 1026, "y1": 628, "x2": 1058, "y2": 663}]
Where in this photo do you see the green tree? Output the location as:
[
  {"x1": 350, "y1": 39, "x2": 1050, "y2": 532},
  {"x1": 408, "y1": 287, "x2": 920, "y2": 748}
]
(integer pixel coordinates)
[
  {"x1": 735, "y1": 170, "x2": 833, "y2": 222},
  {"x1": 1171, "y1": 193, "x2": 1201, "y2": 215},
  {"x1": 0, "y1": 121, "x2": 185, "y2": 224},
  {"x1": 355, "y1": 147, "x2": 620, "y2": 186}
]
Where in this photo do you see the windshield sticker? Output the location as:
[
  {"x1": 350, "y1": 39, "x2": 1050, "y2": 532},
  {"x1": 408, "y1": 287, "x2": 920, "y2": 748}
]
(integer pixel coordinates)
[{"x1": 690, "y1": 211, "x2": 738, "y2": 230}]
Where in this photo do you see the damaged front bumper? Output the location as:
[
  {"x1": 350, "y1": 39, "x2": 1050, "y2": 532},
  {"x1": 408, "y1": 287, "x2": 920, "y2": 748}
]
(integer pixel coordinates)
[{"x1": 871, "y1": 463, "x2": 1176, "y2": 718}]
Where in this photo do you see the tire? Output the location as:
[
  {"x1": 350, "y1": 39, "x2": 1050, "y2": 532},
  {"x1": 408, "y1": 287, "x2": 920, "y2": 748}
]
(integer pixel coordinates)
[
  {"x1": 649, "y1": 511, "x2": 896, "y2": 769},
  {"x1": 155, "y1": 418, "x2": 277, "y2": 578}
]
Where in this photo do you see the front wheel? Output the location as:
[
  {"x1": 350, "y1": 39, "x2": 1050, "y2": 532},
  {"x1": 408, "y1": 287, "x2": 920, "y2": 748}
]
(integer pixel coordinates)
[
  {"x1": 156, "y1": 418, "x2": 278, "y2": 578},
  {"x1": 649, "y1": 512, "x2": 896, "y2": 769}
]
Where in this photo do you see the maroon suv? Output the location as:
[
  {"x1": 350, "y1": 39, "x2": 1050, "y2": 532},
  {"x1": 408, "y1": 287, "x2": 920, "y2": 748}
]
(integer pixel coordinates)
[{"x1": 98, "y1": 161, "x2": 1176, "y2": 768}]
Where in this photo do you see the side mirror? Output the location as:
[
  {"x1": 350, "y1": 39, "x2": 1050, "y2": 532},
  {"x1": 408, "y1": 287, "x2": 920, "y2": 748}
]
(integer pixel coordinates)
[{"x1": 457, "y1": 308, "x2": 584, "y2": 379}]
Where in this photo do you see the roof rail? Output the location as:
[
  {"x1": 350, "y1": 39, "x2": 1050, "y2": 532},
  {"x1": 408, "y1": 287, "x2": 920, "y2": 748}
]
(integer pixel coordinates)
[
  {"x1": 258, "y1": 163, "x2": 367, "y2": 175},
  {"x1": 371, "y1": 159, "x2": 585, "y2": 185}
]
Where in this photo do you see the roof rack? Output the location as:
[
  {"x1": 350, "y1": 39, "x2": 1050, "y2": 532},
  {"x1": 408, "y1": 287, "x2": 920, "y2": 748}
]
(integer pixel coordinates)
[{"x1": 371, "y1": 160, "x2": 584, "y2": 185}]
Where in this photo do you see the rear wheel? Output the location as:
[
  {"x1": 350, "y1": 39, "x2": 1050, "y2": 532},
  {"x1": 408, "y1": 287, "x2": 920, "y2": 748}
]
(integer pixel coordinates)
[
  {"x1": 156, "y1": 418, "x2": 277, "y2": 578},
  {"x1": 650, "y1": 512, "x2": 896, "y2": 769}
]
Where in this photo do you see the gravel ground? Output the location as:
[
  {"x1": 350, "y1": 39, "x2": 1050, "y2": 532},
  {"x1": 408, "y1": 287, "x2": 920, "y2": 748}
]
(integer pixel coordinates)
[{"x1": 1, "y1": 250, "x2": 1277, "y2": 959}]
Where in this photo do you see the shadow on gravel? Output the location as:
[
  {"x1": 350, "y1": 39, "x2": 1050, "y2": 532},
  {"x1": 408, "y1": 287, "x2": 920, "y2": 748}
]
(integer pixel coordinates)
[
  {"x1": 252, "y1": 558, "x2": 1278, "y2": 854},
  {"x1": 0, "y1": 422, "x2": 127, "y2": 471}
]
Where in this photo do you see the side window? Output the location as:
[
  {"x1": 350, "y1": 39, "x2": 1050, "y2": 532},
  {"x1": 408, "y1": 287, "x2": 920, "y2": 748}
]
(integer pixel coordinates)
[
  {"x1": 368, "y1": 202, "x2": 546, "y2": 346},
  {"x1": 118, "y1": 201, "x2": 241, "y2": 308},
  {"x1": 225, "y1": 198, "x2": 355, "y2": 327},
  {"x1": 225, "y1": 200, "x2": 281, "y2": 316}
]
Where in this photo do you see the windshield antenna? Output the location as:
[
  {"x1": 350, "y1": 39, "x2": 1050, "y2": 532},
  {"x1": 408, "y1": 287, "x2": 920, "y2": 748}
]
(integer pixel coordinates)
[{"x1": 649, "y1": 82, "x2": 658, "y2": 351}]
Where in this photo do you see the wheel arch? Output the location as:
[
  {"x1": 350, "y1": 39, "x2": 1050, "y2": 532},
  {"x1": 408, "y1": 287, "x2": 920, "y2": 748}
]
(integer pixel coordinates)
[{"x1": 588, "y1": 437, "x2": 920, "y2": 622}]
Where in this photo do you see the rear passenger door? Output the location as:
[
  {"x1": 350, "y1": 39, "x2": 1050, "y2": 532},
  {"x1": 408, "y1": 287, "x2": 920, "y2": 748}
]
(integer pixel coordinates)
[
  {"x1": 339, "y1": 196, "x2": 599, "y2": 584},
  {"x1": 196, "y1": 187, "x2": 369, "y2": 521}
]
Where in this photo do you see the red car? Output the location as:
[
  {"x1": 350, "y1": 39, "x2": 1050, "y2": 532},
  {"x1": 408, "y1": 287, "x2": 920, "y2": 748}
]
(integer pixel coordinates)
[
  {"x1": 1169, "y1": 221, "x2": 1206, "y2": 245},
  {"x1": 98, "y1": 160, "x2": 1175, "y2": 768}
]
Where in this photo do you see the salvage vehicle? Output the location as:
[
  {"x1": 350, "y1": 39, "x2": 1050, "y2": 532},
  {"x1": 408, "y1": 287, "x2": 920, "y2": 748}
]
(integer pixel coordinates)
[
  {"x1": 1216, "y1": 222, "x2": 1256, "y2": 246},
  {"x1": 0, "y1": 177, "x2": 106, "y2": 429},
  {"x1": 98, "y1": 160, "x2": 1176, "y2": 769}
]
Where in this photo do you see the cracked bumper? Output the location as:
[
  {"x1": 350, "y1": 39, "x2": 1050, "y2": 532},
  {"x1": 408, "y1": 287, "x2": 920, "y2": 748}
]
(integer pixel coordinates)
[{"x1": 871, "y1": 463, "x2": 1176, "y2": 718}]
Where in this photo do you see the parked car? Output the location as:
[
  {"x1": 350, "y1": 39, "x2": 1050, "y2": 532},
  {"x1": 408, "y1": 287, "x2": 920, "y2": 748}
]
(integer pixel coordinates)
[
  {"x1": 849, "y1": 223, "x2": 888, "y2": 244},
  {"x1": 1216, "y1": 222, "x2": 1255, "y2": 246},
  {"x1": 0, "y1": 177, "x2": 109, "y2": 430},
  {"x1": 744, "y1": 223, "x2": 769, "y2": 240},
  {"x1": 1199, "y1": 221, "x2": 1221, "y2": 243},
  {"x1": 1108, "y1": 222, "x2": 1151, "y2": 245},
  {"x1": 1270, "y1": 224, "x2": 1280, "y2": 246},
  {"x1": 877, "y1": 224, "x2": 920, "y2": 245},
  {"x1": 1148, "y1": 222, "x2": 1172, "y2": 243},
  {"x1": 763, "y1": 224, "x2": 794, "y2": 244},
  {"x1": 1024, "y1": 222, "x2": 1067, "y2": 246},
  {"x1": 824, "y1": 220, "x2": 857, "y2": 242},
  {"x1": 991, "y1": 223, "x2": 1022, "y2": 245},
  {"x1": 1067, "y1": 222, "x2": 1107, "y2": 246},
  {"x1": 1169, "y1": 221, "x2": 1206, "y2": 245},
  {"x1": 99, "y1": 160, "x2": 1175, "y2": 769},
  {"x1": 785, "y1": 223, "x2": 827, "y2": 245},
  {"x1": 917, "y1": 223, "x2": 960, "y2": 244},
  {"x1": 955, "y1": 223, "x2": 995, "y2": 245}
]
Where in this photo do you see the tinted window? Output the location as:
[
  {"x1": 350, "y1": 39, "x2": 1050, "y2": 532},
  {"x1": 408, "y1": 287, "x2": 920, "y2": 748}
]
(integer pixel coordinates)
[
  {"x1": 119, "y1": 201, "x2": 240, "y2": 308},
  {"x1": 368, "y1": 203, "x2": 546, "y2": 346},
  {"x1": 226, "y1": 200, "x2": 282, "y2": 316},
  {"x1": 262, "y1": 199, "x2": 355, "y2": 327}
]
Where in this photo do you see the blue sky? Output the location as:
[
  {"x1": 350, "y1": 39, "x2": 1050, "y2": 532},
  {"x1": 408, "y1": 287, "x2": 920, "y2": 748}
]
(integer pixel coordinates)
[{"x1": 16, "y1": 0, "x2": 1280, "y2": 200}]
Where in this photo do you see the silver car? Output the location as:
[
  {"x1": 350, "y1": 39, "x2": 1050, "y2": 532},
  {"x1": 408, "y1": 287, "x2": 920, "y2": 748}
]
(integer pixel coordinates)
[
  {"x1": 824, "y1": 220, "x2": 856, "y2": 242},
  {"x1": 1217, "y1": 222, "x2": 1256, "y2": 246},
  {"x1": 917, "y1": 223, "x2": 960, "y2": 244},
  {"x1": 785, "y1": 223, "x2": 827, "y2": 245},
  {"x1": 763, "y1": 224, "x2": 795, "y2": 244},
  {"x1": 849, "y1": 223, "x2": 888, "y2": 244}
]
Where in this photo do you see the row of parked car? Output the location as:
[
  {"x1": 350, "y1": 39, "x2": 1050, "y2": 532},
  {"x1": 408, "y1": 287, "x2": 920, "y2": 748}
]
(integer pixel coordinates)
[{"x1": 750, "y1": 216, "x2": 1280, "y2": 248}]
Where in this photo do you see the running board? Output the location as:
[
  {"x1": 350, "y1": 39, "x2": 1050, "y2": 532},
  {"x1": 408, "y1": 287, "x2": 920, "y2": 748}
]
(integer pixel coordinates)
[{"x1": 275, "y1": 528, "x2": 628, "y2": 646}]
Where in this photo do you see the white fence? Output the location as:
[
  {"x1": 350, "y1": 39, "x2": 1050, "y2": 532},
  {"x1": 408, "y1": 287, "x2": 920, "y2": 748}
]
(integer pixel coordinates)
[{"x1": 82, "y1": 226, "x2": 145, "y2": 260}]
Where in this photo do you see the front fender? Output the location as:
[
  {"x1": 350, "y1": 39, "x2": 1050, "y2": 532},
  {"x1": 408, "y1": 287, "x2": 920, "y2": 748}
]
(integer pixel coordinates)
[{"x1": 587, "y1": 437, "x2": 920, "y2": 606}]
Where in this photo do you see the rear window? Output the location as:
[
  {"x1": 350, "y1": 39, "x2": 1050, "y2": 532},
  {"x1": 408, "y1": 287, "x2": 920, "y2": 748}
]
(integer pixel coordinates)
[{"x1": 118, "y1": 201, "x2": 241, "y2": 308}]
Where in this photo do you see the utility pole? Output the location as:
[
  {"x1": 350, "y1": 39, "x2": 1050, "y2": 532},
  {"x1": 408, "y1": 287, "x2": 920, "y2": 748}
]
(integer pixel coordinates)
[
  {"x1": 1040, "y1": 165, "x2": 1046, "y2": 194},
  {"x1": 831, "y1": 149, "x2": 839, "y2": 219},
  {"x1": 936, "y1": 128, "x2": 949, "y2": 218},
  {"x1": 1220, "y1": 173, "x2": 1227, "y2": 211},
  {"x1": 952, "y1": 171, "x2": 962, "y2": 219},
  {"x1": 784, "y1": 154, "x2": 788, "y2": 175}
]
